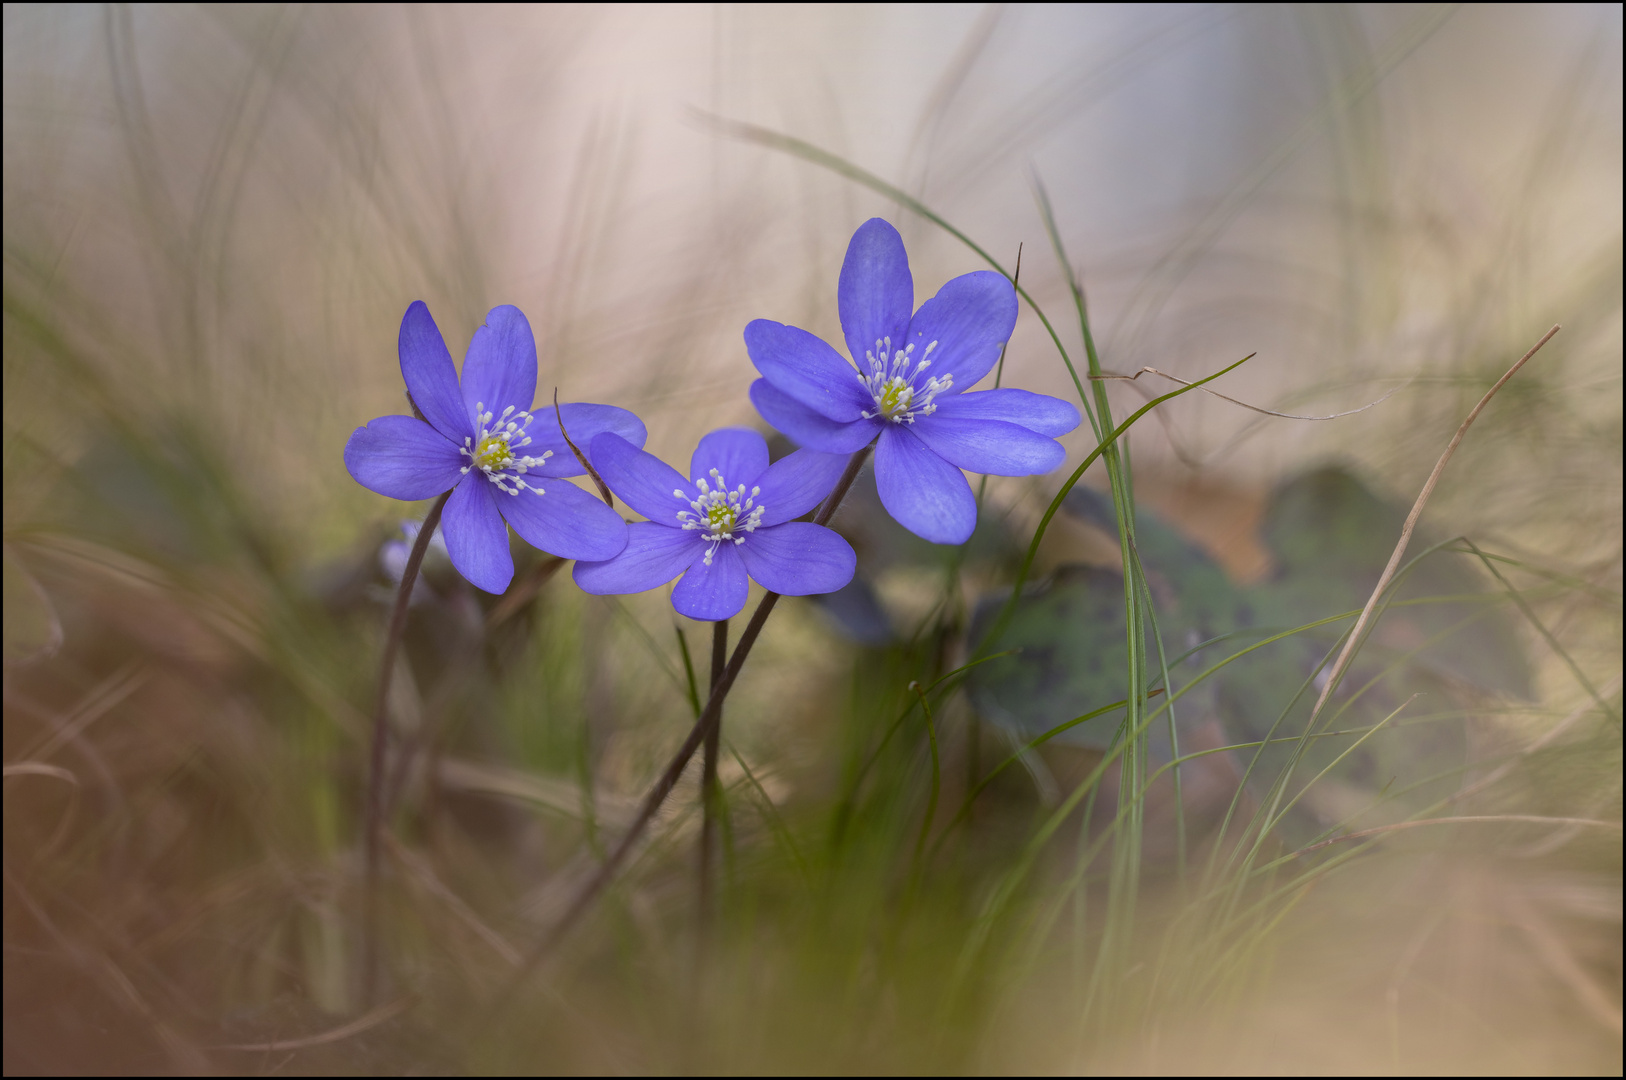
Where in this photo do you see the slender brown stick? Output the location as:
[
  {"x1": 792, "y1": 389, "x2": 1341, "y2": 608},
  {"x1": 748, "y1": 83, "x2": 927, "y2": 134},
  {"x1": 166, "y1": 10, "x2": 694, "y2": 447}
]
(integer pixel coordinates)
[
  {"x1": 1304, "y1": 326, "x2": 1559, "y2": 730},
  {"x1": 1291, "y1": 814, "x2": 1620, "y2": 858},
  {"x1": 553, "y1": 389, "x2": 614, "y2": 506},
  {"x1": 699, "y1": 618, "x2": 728, "y2": 928},
  {"x1": 363, "y1": 490, "x2": 450, "y2": 1008},
  {"x1": 216, "y1": 998, "x2": 415, "y2": 1053},
  {"x1": 485, "y1": 445, "x2": 872, "y2": 1015}
]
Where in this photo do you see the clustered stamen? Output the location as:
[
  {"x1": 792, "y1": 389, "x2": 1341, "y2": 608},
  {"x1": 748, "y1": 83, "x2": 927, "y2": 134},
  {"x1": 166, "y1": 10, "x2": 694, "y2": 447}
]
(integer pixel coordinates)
[
  {"x1": 858, "y1": 337, "x2": 951, "y2": 423},
  {"x1": 458, "y1": 403, "x2": 553, "y2": 496},
  {"x1": 675, "y1": 469, "x2": 766, "y2": 565}
]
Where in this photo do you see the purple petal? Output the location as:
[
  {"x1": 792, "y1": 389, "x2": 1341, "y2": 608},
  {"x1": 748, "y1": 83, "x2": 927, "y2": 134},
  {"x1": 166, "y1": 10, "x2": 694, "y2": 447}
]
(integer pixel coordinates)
[
  {"x1": 873, "y1": 425, "x2": 977, "y2": 545},
  {"x1": 750, "y1": 379, "x2": 878, "y2": 454},
  {"x1": 344, "y1": 415, "x2": 464, "y2": 500},
  {"x1": 498, "y1": 478, "x2": 628, "y2": 562},
  {"x1": 932, "y1": 388, "x2": 1081, "y2": 437},
  {"x1": 910, "y1": 416, "x2": 1067, "y2": 477},
  {"x1": 838, "y1": 218, "x2": 913, "y2": 369},
  {"x1": 691, "y1": 428, "x2": 769, "y2": 488},
  {"x1": 753, "y1": 448, "x2": 849, "y2": 526},
  {"x1": 460, "y1": 305, "x2": 538, "y2": 430},
  {"x1": 526, "y1": 402, "x2": 649, "y2": 478},
  {"x1": 589, "y1": 433, "x2": 690, "y2": 524},
  {"x1": 672, "y1": 543, "x2": 750, "y2": 621},
  {"x1": 744, "y1": 320, "x2": 869, "y2": 421},
  {"x1": 904, "y1": 271, "x2": 1018, "y2": 391},
  {"x1": 573, "y1": 522, "x2": 702, "y2": 596},
  {"x1": 442, "y1": 476, "x2": 513, "y2": 593},
  {"x1": 398, "y1": 302, "x2": 472, "y2": 442},
  {"x1": 738, "y1": 522, "x2": 855, "y2": 596}
]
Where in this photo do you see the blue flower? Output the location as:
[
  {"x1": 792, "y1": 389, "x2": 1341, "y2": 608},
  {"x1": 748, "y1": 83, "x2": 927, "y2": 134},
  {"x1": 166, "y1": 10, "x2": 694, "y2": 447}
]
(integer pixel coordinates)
[
  {"x1": 746, "y1": 218, "x2": 1081, "y2": 545},
  {"x1": 345, "y1": 302, "x2": 644, "y2": 593},
  {"x1": 573, "y1": 428, "x2": 857, "y2": 621}
]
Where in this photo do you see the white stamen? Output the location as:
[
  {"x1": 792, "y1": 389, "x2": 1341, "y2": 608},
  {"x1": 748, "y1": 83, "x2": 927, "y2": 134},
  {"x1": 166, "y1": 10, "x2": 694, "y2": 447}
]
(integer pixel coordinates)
[
  {"x1": 858, "y1": 337, "x2": 952, "y2": 423},
  {"x1": 457, "y1": 400, "x2": 553, "y2": 496},
  {"x1": 675, "y1": 467, "x2": 767, "y2": 565}
]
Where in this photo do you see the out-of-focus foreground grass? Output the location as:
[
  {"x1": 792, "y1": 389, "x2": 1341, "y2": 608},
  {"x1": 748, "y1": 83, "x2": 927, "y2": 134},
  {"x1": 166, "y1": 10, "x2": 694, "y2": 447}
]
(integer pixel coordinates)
[{"x1": 4, "y1": 5, "x2": 1620, "y2": 1074}]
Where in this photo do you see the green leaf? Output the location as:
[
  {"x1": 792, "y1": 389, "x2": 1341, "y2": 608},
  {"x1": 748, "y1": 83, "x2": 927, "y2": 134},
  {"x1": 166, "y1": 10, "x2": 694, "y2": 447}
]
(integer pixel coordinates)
[
  {"x1": 967, "y1": 468, "x2": 1532, "y2": 834},
  {"x1": 1253, "y1": 466, "x2": 1532, "y2": 700},
  {"x1": 967, "y1": 491, "x2": 1236, "y2": 758}
]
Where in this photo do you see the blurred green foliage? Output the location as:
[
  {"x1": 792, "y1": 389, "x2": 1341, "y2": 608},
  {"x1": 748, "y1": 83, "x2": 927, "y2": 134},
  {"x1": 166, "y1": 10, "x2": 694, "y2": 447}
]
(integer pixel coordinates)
[{"x1": 4, "y1": 3, "x2": 1621, "y2": 1074}]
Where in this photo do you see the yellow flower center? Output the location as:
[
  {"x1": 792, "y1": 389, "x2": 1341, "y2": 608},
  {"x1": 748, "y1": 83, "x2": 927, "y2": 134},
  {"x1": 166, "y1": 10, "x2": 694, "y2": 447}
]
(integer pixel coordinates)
[
  {"x1": 458, "y1": 402, "x2": 552, "y2": 496},
  {"x1": 675, "y1": 469, "x2": 767, "y2": 565},
  {"x1": 473, "y1": 434, "x2": 515, "y2": 471},
  {"x1": 876, "y1": 376, "x2": 914, "y2": 419},
  {"x1": 858, "y1": 337, "x2": 952, "y2": 424},
  {"x1": 706, "y1": 501, "x2": 738, "y2": 532}
]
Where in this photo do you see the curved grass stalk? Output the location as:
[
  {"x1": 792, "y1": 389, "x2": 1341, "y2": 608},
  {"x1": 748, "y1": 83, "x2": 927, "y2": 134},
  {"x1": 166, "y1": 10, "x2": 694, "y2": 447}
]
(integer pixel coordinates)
[
  {"x1": 1233, "y1": 582, "x2": 1527, "y2": 876},
  {"x1": 828, "y1": 649, "x2": 1016, "y2": 849},
  {"x1": 907, "y1": 682, "x2": 942, "y2": 876},
  {"x1": 1201, "y1": 535, "x2": 1577, "y2": 953}
]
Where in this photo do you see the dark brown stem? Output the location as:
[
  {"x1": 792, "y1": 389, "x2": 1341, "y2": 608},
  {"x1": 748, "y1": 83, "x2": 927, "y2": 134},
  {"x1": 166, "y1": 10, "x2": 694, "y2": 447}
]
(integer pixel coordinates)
[
  {"x1": 484, "y1": 445, "x2": 871, "y2": 1019},
  {"x1": 362, "y1": 489, "x2": 450, "y2": 1009},
  {"x1": 699, "y1": 618, "x2": 728, "y2": 929}
]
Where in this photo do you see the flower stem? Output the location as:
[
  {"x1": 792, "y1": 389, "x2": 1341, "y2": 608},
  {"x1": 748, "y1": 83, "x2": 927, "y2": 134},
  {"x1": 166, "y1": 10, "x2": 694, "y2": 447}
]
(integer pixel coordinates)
[
  {"x1": 484, "y1": 445, "x2": 871, "y2": 1018},
  {"x1": 699, "y1": 618, "x2": 728, "y2": 930},
  {"x1": 362, "y1": 489, "x2": 449, "y2": 1009}
]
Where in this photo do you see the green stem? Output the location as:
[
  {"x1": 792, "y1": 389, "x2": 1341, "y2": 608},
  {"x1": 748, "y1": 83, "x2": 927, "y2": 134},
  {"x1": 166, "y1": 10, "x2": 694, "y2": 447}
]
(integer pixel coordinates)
[{"x1": 484, "y1": 445, "x2": 872, "y2": 1020}]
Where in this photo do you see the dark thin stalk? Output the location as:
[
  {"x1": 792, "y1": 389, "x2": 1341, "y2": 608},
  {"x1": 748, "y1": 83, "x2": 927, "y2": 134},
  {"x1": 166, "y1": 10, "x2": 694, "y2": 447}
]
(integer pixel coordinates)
[
  {"x1": 362, "y1": 489, "x2": 449, "y2": 1009},
  {"x1": 483, "y1": 445, "x2": 872, "y2": 1020},
  {"x1": 699, "y1": 618, "x2": 728, "y2": 928}
]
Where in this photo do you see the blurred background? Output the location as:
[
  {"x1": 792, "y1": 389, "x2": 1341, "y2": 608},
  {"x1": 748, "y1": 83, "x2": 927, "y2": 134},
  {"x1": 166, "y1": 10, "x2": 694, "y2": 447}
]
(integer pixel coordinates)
[{"x1": 4, "y1": 4, "x2": 1620, "y2": 1074}]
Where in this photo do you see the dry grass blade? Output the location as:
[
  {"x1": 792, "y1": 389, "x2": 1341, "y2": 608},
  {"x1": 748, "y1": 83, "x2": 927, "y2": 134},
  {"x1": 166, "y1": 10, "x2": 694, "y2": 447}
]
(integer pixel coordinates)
[
  {"x1": 1450, "y1": 671, "x2": 1625, "y2": 807},
  {"x1": 214, "y1": 997, "x2": 414, "y2": 1052},
  {"x1": 2, "y1": 762, "x2": 79, "y2": 785},
  {"x1": 384, "y1": 831, "x2": 522, "y2": 967},
  {"x1": 13, "y1": 662, "x2": 147, "y2": 762},
  {"x1": 1305, "y1": 325, "x2": 1561, "y2": 730},
  {"x1": 1292, "y1": 814, "x2": 1623, "y2": 857},
  {"x1": 1505, "y1": 892, "x2": 1625, "y2": 1036},
  {"x1": 553, "y1": 389, "x2": 614, "y2": 507},
  {"x1": 1089, "y1": 366, "x2": 1407, "y2": 419},
  {"x1": 4, "y1": 862, "x2": 210, "y2": 1072}
]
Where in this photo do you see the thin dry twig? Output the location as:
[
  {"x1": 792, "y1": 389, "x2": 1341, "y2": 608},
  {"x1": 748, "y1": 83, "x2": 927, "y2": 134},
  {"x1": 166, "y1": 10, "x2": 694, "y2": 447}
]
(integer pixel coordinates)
[
  {"x1": 1089, "y1": 366, "x2": 1406, "y2": 420},
  {"x1": 1292, "y1": 814, "x2": 1621, "y2": 857},
  {"x1": 14, "y1": 662, "x2": 147, "y2": 762},
  {"x1": 384, "y1": 831, "x2": 521, "y2": 967},
  {"x1": 553, "y1": 389, "x2": 613, "y2": 507},
  {"x1": 214, "y1": 997, "x2": 414, "y2": 1052},
  {"x1": 1305, "y1": 325, "x2": 1561, "y2": 731}
]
